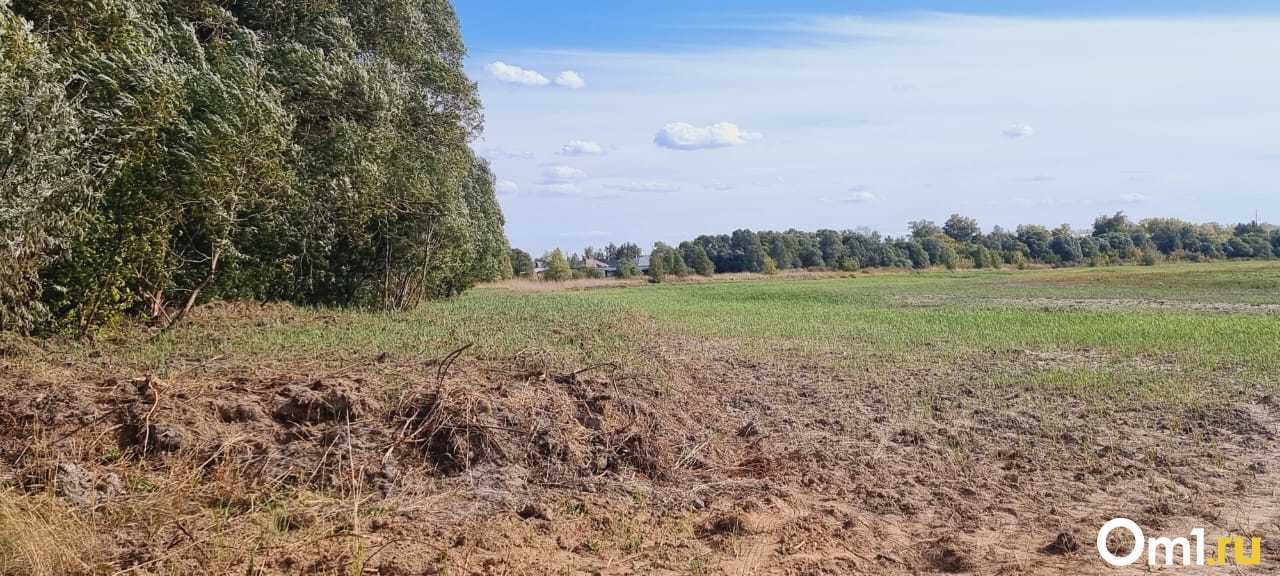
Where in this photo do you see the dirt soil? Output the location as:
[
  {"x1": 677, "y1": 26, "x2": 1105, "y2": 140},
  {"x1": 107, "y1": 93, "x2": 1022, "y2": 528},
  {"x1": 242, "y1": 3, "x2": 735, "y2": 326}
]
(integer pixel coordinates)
[{"x1": 1, "y1": 314, "x2": 1277, "y2": 575}]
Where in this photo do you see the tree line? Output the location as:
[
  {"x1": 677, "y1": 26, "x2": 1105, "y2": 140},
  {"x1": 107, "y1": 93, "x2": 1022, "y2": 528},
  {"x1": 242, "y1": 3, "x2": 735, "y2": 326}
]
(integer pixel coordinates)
[
  {"x1": 1, "y1": 0, "x2": 509, "y2": 334},
  {"x1": 513, "y1": 213, "x2": 1280, "y2": 281}
]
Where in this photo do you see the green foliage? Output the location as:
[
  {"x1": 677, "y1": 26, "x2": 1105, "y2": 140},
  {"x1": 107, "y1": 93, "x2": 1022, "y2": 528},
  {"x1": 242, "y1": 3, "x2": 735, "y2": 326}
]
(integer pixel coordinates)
[
  {"x1": 761, "y1": 254, "x2": 778, "y2": 275},
  {"x1": 1049, "y1": 225, "x2": 1083, "y2": 264},
  {"x1": 900, "y1": 240, "x2": 931, "y2": 269},
  {"x1": 1016, "y1": 225, "x2": 1052, "y2": 261},
  {"x1": 0, "y1": 7, "x2": 88, "y2": 332},
  {"x1": 943, "y1": 214, "x2": 980, "y2": 243},
  {"x1": 1, "y1": 0, "x2": 506, "y2": 333},
  {"x1": 510, "y1": 249, "x2": 535, "y2": 278},
  {"x1": 615, "y1": 258, "x2": 639, "y2": 278},
  {"x1": 459, "y1": 159, "x2": 514, "y2": 284},
  {"x1": 574, "y1": 267, "x2": 605, "y2": 280},
  {"x1": 1093, "y1": 212, "x2": 1133, "y2": 236},
  {"x1": 970, "y1": 245, "x2": 993, "y2": 269},
  {"x1": 680, "y1": 241, "x2": 715, "y2": 276},
  {"x1": 543, "y1": 249, "x2": 572, "y2": 282},
  {"x1": 647, "y1": 242, "x2": 687, "y2": 282},
  {"x1": 909, "y1": 220, "x2": 941, "y2": 240}
]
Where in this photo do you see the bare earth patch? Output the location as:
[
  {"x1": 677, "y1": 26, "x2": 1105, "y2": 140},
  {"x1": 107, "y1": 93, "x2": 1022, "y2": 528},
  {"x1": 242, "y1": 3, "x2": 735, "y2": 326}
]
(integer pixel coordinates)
[{"x1": 0, "y1": 313, "x2": 1276, "y2": 575}]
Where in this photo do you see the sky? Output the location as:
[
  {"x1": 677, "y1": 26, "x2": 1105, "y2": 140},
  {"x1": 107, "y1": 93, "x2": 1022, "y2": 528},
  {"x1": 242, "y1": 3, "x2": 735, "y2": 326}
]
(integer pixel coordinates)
[{"x1": 455, "y1": 1, "x2": 1280, "y2": 255}]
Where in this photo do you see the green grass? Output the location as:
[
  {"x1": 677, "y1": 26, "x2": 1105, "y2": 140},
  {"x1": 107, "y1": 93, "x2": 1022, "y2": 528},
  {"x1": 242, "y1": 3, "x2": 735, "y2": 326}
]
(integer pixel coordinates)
[
  {"x1": 571, "y1": 263, "x2": 1280, "y2": 408},
  {"x1": 104, "y1": 261, "x2": 1280, "y2": 412}
]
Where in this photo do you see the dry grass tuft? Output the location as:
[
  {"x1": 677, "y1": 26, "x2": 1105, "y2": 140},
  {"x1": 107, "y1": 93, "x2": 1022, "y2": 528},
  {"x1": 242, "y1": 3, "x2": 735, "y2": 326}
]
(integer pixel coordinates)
[{"x1": 0, "y1": 491, "x2": 97, "y2": 576}]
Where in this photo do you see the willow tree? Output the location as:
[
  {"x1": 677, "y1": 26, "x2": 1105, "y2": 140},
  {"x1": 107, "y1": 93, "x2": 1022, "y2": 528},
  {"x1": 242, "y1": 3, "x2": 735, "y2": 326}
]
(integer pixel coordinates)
[
  {"x1": 2, "y1": 0, "x2": 507, "y2": 332},
  {"x1": 0, "y1": 3, "x2": 87, "y2": 332}
]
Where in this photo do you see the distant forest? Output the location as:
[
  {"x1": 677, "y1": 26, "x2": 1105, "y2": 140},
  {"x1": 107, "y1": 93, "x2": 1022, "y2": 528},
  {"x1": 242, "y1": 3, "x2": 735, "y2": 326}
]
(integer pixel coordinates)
[
  {"x1": 1, "y1": 1, "x2": 509, "y2": 334},
  {"x1": 513, "y1": 213, "x2": 1280, "y2": 281}
]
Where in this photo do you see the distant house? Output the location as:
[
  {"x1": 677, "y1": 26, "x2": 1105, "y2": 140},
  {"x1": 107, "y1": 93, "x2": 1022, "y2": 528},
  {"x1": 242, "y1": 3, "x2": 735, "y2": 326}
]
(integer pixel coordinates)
[
  {"x1": 575, "y1": 257, "x2": 615, "y2": 277},
  {"x1": 600, "y1": 255, "x2": 650, "y2": 277},
  {"x1": 533, "y1": 255, "x2": 651, "y2": 278}
]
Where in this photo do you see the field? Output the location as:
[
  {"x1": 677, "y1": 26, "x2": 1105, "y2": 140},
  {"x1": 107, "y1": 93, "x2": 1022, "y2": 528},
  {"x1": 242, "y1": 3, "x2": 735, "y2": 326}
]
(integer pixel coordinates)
[{"x1": 2, "y1": 262, "x2": 1279, "y2": 574}]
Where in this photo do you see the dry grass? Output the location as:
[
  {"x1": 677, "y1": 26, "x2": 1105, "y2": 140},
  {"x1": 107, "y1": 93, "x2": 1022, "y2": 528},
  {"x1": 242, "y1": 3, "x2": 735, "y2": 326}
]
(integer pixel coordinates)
[{"x1": 0, "y1": 491, "x2": 97, "y2": 576}]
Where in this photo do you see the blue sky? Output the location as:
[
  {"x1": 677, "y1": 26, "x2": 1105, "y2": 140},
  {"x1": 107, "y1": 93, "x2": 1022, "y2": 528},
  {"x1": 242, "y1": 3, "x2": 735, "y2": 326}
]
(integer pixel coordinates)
[{"x1": 455, "y1": 2, "x2": 1280, "y2": 255}]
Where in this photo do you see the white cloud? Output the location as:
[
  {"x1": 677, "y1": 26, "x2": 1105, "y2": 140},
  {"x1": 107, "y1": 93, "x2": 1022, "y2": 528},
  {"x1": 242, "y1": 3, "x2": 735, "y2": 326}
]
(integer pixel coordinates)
[
  {"x1": 560, "y1": 140, "x2": 605, "y2": 156},
  {"x1": 482, "y1": 146, "x2": 534, "y2": 160},
  {"x1": 1119, "y1": 192, "x2": 1150, "y2": 203},
  {"x1": 1002, "y1": 123, "x2": 1036, "y2": 139},
  {"x1": 654, "y1": 122, "x2": 763, "y2": 151},
  {"x1": 555, "y1": 70, "x2": 586, "y2": 89},
  {"x1": 495, "y1": 180, "x2": 520, "y2": 196},
  {"x1": 604, "y1": 180, "x2": 680, "y2": 193},
  {"x1": 536, "y1": 183, "x2": 581, "y2": 197},
  {"x1": 541, "y1": 165, "x2": 588, "y2": 183},
  {"x1": 821, "y1": 188, "x2": 878, "y2": 204},
  {"x1": 486, "y1": 61, "x2": 550, "y2": 86},
  {"x1": 705, "y1": 180, "x2": 734, "y2": 191}
]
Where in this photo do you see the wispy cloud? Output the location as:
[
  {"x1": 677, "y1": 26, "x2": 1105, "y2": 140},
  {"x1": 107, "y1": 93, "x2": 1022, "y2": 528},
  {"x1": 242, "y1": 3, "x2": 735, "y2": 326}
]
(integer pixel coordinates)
[
  {"x1": 496, "y1": 180, "x2": 520, "y2": 196},
  {"x1": 535, "y1": 183, "x2": 582, "y2": 197},
  {"x1": 481, "y1": 146, "x2": 535, "y2": 160},
  {"x1": 1002, "y1": 123, "x2": 1035, "y2": 139},
  {"x1": 541, "y1": 164, "x2": 588, "y2": 183},
  {"x1": 604, "y1": 180, "x2": 680, "y2": 193},
  {"x1": 560, "y1": 140, "x2": 605, "y2": 156},
  {"x1": 821, "y1": 187, "x2": 878, "y2": 204}
]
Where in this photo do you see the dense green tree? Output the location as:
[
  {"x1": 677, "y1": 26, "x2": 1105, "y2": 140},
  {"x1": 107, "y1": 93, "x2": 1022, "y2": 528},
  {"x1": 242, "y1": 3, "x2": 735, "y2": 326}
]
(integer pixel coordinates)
[
  {"x1": 899, "y1": 240, "x2": 931, "y2": 269},
  {"x1": 816, "y1": 229, "x2": 847, "y2": 269},
  {"x1": 761, "y1": 231, "x2": 800, "y2": 270},
  {"x1": 1016, "y1": 225, "x2": 1052, "y2": 261},
  {"x1": 729, "y1": 229, "x2": 767, "y2": 273},
  {"x1": 615, "y1": 258, "x2": 640, "y2": 278},
  {"x1": 909, "y1": 220, "x2": 941, "y2": 240},
  {"x1": 543, "y1": 249, "x2": 572, "y2": 282},
  {"x1": 1242, "y1": 234, "x2": 1274, "y2": 259},
  {"x1": 680, "y1": 241, "x2": 715, "y2": 276},
  {"x1": 606, "y1": 242, "x2": 642, "y2": 270},
  {"x1": 1093, "y1": 212, "x2": 1133, "y2": 236},
  {"x1": 970, "y1": 245, "x2": 993, "y2": 269},
  {"x1": 2, "y1": 0, "x2": 506, "y2": 332},
  {"x1": 1142, "y1": 218, "x2": 1195, "y2": 255},
  {"x1": 1050, "y1": 225, "x2": 1083, "y2": 264},
  {"x1": 665, "y1": 243, "x2": 690, "y2": 277},
  {"x1": 0, "y1": 6, "x2": 88, "y2": 332},
  {"x1": 943, "y1": 214, "x2": 981, "y2": 243},
  {"x1": 647, "y1": 244, "x2": 669, "y2": 282}
]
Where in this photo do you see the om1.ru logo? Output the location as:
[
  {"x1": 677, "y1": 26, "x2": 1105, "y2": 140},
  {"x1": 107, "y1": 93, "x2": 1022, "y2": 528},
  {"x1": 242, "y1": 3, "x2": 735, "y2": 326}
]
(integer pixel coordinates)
[{"x1": 1097, "y1": 518, "x2": 1263, "y2": 567}]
